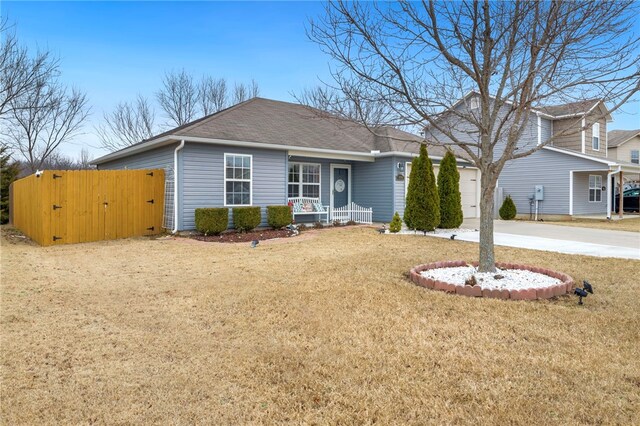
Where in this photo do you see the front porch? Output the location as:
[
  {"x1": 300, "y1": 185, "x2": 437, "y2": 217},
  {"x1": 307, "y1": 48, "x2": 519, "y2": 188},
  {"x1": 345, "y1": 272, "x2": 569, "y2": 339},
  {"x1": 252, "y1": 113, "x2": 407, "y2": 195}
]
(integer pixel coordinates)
[
  {"x1": 570, "y1": 164, "x2": 640, "y2": 219},
  {"x1": 286, "y1": 155, "x2": 379, "y2": 224}
]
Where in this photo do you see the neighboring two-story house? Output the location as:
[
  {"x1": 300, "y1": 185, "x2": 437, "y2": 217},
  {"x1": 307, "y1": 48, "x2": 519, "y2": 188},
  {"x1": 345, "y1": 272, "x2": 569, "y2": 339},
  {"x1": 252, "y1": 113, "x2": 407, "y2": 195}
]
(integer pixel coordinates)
[
  {"x1": 607, "y1": 129, "x2": 640, "y2": 184},
  {"x1": 427, "y1": 94, "x2": 640, "y2": 219}
]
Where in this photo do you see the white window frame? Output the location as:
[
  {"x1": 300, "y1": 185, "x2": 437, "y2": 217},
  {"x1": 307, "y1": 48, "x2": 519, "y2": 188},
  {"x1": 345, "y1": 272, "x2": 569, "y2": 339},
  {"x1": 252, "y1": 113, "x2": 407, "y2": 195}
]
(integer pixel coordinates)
[
  {"x1": 631, "y1": 150, "x2": 639, "y2": 164},
  {"x1": 287, "y1": 162, "x2": 321, "y2": 199},
  {"x1": 592, "y1": 123, "x2": 600, "y2": 151},
  {"x1": 588, "y1": 174, "x2": 602, "y2": 203},
  {"x1": 223, "y1": 153, "x2": 253, "y2": 207}
]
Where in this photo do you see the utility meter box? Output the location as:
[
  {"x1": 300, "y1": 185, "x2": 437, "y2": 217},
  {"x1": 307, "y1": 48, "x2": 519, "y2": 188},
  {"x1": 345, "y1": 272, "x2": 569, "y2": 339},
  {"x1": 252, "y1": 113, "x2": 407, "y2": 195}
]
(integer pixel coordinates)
[{"x1": 535, "y1": 185, "x2": 544, "y2": 201}]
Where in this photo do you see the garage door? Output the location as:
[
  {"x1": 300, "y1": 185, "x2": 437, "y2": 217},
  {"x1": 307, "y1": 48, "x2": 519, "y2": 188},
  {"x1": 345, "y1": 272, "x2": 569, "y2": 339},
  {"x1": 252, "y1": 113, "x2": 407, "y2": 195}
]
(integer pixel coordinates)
[{"x1": 405, "y1": 163, "x2": 479, "y2": 218}]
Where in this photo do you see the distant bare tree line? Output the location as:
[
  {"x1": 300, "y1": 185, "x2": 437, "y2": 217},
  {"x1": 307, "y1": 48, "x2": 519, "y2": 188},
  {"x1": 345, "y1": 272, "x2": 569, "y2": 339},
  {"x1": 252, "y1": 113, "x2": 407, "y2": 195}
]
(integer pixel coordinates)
[{"x1": 97, "y1": 70, "x2": 260, "y2": 152}]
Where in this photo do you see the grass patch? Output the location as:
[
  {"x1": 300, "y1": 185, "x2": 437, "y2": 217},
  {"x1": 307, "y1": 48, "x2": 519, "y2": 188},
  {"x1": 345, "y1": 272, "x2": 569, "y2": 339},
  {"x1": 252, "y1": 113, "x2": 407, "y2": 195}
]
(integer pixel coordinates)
[{"x1": 1, "y1": 227, "x2": 639, "y2": 424}]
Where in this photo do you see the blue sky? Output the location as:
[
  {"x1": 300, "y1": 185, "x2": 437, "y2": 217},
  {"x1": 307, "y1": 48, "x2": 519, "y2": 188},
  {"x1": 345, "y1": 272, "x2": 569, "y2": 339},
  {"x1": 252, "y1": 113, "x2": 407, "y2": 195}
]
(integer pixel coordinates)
[{"x1": 3, "y1": 1, "x2": 639, "y2": 159}]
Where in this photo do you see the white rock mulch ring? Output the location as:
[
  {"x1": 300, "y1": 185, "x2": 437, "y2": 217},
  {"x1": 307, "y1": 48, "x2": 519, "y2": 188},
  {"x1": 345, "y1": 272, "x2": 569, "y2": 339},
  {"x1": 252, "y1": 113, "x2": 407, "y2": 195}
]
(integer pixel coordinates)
[
  {"x1": 421, "y1": 265, "x2": 561, "y2": 291},
  {"x1": 408, "y1": 260, "x2": 574, "y2": 300}
]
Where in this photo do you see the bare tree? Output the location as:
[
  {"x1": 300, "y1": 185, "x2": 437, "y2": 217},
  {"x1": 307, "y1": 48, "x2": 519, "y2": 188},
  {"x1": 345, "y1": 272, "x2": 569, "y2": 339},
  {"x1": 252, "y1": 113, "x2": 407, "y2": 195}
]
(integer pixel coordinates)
[
  {"x1": 96, "y1": 95, "x2": 156, "y2": 151},
  {"x1": 232, "y1": 79, "x2": 259, "y2": 104},
  {"x1": 199, "y1": 76, "x2": 228, "y2": 115},
  {"x1": 309, "y1": 0, "x2": 640, "y2": 271},
  {"x1": 156, "y1": 69, "x2": 198, "y2": 126},
  {"x1": 3, "y1": 76, "x2": 90, "y2": 173},
  {"x1": 295, "y1": 85, "x2": 389, "y2": 126},
  {"x1": 77, "y1": 147, "x2": 94, "y2": 169},
  {"x1": 1, "y1": 17, "x2": 58, "y2": 118}
]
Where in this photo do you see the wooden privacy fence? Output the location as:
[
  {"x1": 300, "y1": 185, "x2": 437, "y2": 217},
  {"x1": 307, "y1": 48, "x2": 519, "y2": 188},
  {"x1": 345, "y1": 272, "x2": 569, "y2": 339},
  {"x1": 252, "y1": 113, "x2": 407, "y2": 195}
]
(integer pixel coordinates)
[{"x1": 11, "y1": 169, "x2": 165, "y2": 246}]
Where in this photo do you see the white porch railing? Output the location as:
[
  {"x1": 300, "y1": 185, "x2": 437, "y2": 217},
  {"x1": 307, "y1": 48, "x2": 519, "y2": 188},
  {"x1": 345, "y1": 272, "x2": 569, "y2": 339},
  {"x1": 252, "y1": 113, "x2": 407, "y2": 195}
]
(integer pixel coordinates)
[{"x1": 330, "y1": 202, "x2": 373, "y2": 224}]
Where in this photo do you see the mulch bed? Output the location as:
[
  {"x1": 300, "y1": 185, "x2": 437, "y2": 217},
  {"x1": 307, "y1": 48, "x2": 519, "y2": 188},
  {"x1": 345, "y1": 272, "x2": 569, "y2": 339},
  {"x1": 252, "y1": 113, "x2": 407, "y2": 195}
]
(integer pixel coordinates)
[{"x1": 190, "y1": 228, "x2": 295, "y2": 243}]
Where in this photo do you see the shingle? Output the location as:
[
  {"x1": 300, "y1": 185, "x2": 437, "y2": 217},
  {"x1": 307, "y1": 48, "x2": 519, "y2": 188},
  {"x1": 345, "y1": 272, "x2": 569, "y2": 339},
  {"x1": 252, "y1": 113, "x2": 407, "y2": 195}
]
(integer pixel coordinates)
[
  {"x1": 607, "y1": 129, "x2": 640, "y2": 147},
  {"x1": 539, "y1": 99, "x2": 600, "y2": 117},
  {"x1": 109, "y1": 97, "x2": 428, "y2": 156}
]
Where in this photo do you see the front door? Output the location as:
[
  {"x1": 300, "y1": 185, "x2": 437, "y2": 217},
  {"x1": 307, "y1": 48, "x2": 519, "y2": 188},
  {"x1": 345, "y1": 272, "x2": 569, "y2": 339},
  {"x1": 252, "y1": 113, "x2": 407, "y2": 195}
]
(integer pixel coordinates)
[{"x1": 332, "y1": 166, "x2": 350, "y2": 208}]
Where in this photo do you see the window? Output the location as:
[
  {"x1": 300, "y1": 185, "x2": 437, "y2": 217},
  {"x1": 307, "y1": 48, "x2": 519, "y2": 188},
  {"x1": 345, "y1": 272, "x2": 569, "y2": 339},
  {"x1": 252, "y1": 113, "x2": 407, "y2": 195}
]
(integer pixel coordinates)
[
  {"x1": 631, "y1": 150, "x2": 639, "y2": 164},
  {"x1": 592, "y1": 123, "x2": 600, "y2": 150},
  {"x1": 224, "y1": 154, "x2": 252, "y2": 206},
  {"x1": 588, "y1": 175, "x2": 602, "y2": 202},
  {"x1": 288, "y1": 163, "x2": 320, "y2": 198}
]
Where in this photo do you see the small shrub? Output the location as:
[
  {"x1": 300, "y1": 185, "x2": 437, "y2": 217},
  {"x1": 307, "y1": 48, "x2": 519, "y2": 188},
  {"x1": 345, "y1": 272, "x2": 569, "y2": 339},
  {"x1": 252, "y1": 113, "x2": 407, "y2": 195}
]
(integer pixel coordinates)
[
  {"x1": 499, "y1": 195, "x2": 517, "y2": 220},
  {"x1": 313, "y1": 221, "x2": 324, "y2": 229},
  {"x1": 345, "y1": 220, "x2": 357, "y2": 226},
  {"x1": 233, "y1": 206, "x2": 261, "y2": 232},
  {"x1": 333, "y1": 219, "x2": 342, "y2": 227},
  {"x1": 195, "y1": 208, "x2": 228, "y2": 235},
  {"x1": 267, "y1": 205, "x2": 292, "y2": 229},
  {"x1": 389, "y1": 212, "x2": 402, "y2": 233}
]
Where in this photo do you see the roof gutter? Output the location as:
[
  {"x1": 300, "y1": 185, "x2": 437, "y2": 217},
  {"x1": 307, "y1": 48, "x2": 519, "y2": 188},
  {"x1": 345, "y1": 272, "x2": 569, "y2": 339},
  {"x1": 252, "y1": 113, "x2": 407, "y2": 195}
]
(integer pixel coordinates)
[{"x1": 172, "y1": 140, "x2": 185, "y2": 234}]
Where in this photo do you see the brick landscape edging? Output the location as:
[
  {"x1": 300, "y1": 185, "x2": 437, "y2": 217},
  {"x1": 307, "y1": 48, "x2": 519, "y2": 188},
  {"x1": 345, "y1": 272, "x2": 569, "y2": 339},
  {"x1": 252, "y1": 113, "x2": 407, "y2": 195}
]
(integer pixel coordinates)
[{"x1": 408, "y1": 261, "x2": 574, "y2": 301}]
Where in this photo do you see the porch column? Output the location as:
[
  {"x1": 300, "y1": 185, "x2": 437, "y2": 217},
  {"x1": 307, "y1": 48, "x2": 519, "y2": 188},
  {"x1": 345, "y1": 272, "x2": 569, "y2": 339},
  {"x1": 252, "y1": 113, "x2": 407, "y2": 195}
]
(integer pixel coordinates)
[
  {"x1": 619, "y1": 171, "x2": 624, "y2": 218},
  {"x1": 606, "y1": 171, "x2": 612, "y2": 219}
]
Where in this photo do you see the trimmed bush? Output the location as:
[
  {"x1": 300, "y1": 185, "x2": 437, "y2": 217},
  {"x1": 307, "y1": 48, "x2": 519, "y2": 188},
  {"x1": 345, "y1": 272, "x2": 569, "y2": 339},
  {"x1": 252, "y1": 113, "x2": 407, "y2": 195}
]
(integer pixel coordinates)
[
  {"x1": 389, "y1": 212, "x2": 402, "y2": 233},
  {"x1": 438, "y1": 151, "x2": 464, "y2": 229},
  {"x1": 267, "y1": 205, "x2": 292, "y2": 229},
  {"x1": 194, "y1": 208, "x2": 228, "y2": 235},
  {"x1": 499, "y1": 195, "x2": 517, "y2": 220},
  {"x1": 233, "y1": 206, "x2": 261, "y2": 232},
  {"x1": 404, "y1": 144, "x2": 440, "y2": 232}
]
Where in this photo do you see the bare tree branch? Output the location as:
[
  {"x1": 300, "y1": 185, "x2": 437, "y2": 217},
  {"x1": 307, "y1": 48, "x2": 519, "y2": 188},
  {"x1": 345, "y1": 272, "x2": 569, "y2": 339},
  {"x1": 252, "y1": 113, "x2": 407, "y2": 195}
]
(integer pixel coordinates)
[
  {"x1": 308, "y1": 0, "x2": 640, "y2": 271},
  {"x1": 95, "y1": 95, "x2": 156, "y2": 151},
  {"x1": 156, "y1": 69, "x2": 198, "y2": 126},
  {"x1": 3, "y1": 76, "x2": 90, "y2": 173},
  {"x1": 199, "y1": 76, "x2": 228, "y2": 115},
  {"x1": 0, "y1": 17, "x2": 59, "y2": 118}
]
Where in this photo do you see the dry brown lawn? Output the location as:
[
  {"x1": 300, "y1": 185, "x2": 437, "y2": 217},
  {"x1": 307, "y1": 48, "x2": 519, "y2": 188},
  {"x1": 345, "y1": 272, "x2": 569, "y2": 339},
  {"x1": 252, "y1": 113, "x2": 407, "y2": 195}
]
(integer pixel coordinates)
[
  {"x1": 1, "y1": 226, "x2": 639, "y2": 425},
  {"x1": 542, "y1": 216, "x2": 640, "y2": 232}
]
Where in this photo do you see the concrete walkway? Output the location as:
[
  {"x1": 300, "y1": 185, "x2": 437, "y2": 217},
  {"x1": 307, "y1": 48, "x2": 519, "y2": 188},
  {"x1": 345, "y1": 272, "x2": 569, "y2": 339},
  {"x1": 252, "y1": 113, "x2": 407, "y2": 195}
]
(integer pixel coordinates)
[{"x1": 430, "y1": 219, "x2": 640, "y2": 260}]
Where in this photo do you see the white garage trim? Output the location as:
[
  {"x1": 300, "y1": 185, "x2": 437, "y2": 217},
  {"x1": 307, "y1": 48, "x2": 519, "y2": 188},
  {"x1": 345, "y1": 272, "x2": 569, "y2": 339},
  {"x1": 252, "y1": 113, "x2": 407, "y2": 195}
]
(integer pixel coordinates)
[{"x1": 404, "y1": 161, "x2": 480, "y2": 218}]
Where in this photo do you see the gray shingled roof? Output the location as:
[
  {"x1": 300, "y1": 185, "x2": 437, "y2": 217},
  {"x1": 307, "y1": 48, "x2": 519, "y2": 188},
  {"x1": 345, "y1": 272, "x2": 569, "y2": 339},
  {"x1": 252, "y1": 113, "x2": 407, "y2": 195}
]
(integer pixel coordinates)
[
  {"x1": 135, "y1": 97, "x2": 426, "y2": 155},
  {"x1": 607, "y1": 129, "x2": 640, "y2": 147},
  {"x1": 539, "y1": 99, "x2": 600, "y2": 117}
]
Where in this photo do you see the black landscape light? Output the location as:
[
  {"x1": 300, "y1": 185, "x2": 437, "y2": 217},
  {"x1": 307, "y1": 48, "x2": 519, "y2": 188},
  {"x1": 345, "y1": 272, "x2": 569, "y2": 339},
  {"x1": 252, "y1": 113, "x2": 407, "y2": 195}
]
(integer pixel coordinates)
[
  {"x1": 450, "y1": 234, "x2": 457, "y2": 240},
  {"x1": 574, "y1": 280, "x2": 594, "y2": 305},
  {"x1": 251, "y1": 240, "x2": 259, "y2": 248}
]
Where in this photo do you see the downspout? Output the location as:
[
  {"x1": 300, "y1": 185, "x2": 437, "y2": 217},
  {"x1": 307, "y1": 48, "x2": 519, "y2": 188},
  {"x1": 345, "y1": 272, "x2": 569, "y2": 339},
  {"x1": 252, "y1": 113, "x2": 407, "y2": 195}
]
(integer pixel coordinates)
[{"x1": 173, "y1": 140, "x2": 185, "y2": 233}]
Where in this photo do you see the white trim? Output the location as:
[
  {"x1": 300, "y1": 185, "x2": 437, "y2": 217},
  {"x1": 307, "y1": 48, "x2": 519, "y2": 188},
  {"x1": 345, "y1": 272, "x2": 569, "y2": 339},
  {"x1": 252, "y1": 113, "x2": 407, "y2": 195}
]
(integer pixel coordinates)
[
  {"x1": 94, "y1": 135, "x2": 377, "y2": 165},
  {"x1": 588, "y1": 174, "x2": 603, "y2": 203},
  {"x1": 536, "y1": 114, "x2": 542, "y2": 146},
  {"x1": 543, "y1": 146, "x2": 617, "y2": 166},
  {"x1": 288, "y1": 149, "x2": 374, "y2": 162},
  {"x1": 605, "y1": 127, "x2": 608, "y2": 157},
  {"x1": 375, "y1": 151, "x2": 444, "y2": 161},
  {"x1": 592, "y1": 122, "x2": 600, "y2": 151},
  {"x1": 404, "y1": 161, "x2": 412, "y2": 199},
  {"x1": 223, "y1": 153, "x2": 253, "y2": 207},
  {"x1": 172, "y1": 140, "x2": 185, "y2": 233},
  {"x1": 569, "y1": 171, "x2": 574, "y2": 216},
  {"x1": 476, "y1": 168, "x2": 482, "y2": 218},
  {"x1": 581, "y1": 118, "x2": 586, "y2": 153},
  {"x1": 329, "y1": 163, "x2": 352, "y2": 211},
  {"x1": 287, "y1": 161, "x2": 321, "y2": 199}
]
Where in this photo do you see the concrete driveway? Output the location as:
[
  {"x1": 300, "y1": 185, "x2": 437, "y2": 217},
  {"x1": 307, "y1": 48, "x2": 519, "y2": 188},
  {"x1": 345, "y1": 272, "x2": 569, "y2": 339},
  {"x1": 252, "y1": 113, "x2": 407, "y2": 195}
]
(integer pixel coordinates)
[{"x1": 434, "y1": 219, "x2": 640, "y2": 260}]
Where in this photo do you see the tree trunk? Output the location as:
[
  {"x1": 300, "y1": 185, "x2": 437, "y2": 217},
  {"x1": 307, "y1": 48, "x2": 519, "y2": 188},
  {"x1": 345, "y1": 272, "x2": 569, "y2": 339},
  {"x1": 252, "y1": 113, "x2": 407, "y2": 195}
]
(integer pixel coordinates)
[{"x1": 478, "y1": 170, "x2": 497, "y2": 272}]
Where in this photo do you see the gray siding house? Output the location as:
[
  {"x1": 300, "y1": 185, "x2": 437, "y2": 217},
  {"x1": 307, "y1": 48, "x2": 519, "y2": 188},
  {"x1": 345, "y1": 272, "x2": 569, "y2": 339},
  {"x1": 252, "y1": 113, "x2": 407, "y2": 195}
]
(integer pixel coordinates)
[
  {"x1": 425, "y1": 94, "x2": 640, "y2": 219},
  {"x1": 93, "y1": 98, "x2": 479, "y2": 231}
]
